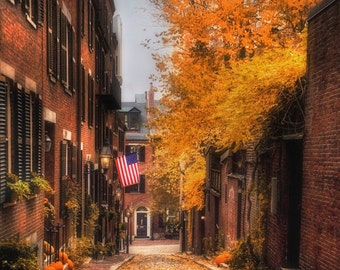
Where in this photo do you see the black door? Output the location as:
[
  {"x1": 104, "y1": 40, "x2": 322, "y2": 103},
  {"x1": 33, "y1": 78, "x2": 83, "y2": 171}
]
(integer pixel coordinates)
[
  {"x1": 137, "y1": 213, "x2": 148, "y2": 237},
  {"x1": 286, "y1": 140, "x2": 303, "y2": 268}
]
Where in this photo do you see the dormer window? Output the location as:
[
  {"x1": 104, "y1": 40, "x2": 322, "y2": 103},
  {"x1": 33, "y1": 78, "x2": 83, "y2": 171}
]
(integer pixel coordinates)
[{"x1": 119, "y1": 107, "x2": 141, "y2": 131}]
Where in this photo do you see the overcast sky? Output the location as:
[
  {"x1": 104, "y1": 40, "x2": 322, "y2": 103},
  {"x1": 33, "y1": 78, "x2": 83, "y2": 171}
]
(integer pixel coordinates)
[{"x1": 114, "y1": 0, "x2": 164, "y2": 102}]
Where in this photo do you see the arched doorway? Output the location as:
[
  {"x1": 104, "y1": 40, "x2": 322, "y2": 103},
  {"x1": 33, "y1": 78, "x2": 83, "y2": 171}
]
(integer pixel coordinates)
[{"x1": 135, "y1": 206, "x2": 150, "y2": 238}]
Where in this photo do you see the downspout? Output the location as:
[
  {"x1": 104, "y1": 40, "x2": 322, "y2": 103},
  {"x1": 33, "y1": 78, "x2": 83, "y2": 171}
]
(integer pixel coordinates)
[{"x1": 76, "y1": 0, "x2": 84, "y2": 236}]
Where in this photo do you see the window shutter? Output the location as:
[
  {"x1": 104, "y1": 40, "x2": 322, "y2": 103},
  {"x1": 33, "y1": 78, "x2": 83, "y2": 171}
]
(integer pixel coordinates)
[
  {"x1": 88, "y1": 75, "x2": 94, "y2": 128},
  {"x1": 23, "y1": 90, "x2": 31, "y2": 180},
  {"x1": 47, "y1": 0, "x2": 58, "y2": 81},
  {"x1": 0, "y1": 80, "x2": 8, "y2": 203},
  {"x1": 60, "y1": 13, "x2": 67, "y2": 87},
  {"x1": 139, "y1": 146, "x2": 145, "y2": 162},
  {"x1": 32, "y1": 94, "x2": 42, "y2": 174},
  {"x1": 12, "y1": 86, "x2": 25, "y2": 179},
  {"x1": 139, "y1": 175, "x2": 145, "y2": 193},
  {"x1": 70, "y1": 26, "x2": 76, "y2": 93},
  {"x1": 71, "y1": 144, "x2": 77, "y2": 180},
  {"x1": 81, "y1": 0, "x2": 85, "y2": 37},
  {"x1": 37, "y1": 0, "x2": 44, "y2": 26},
  {"x1": 81, "y1": 66, "x2": 86, "y2": 122}
]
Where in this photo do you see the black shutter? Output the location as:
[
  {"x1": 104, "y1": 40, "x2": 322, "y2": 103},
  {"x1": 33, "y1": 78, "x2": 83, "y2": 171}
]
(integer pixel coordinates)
[
  {"x1": 139, "y1": 146, "x2": 145, "y2": 162},
  {"x1": 0, "y1": 79, "x2": 8, "y2": 203},
  {"x1": 88, "y1": 75, "x2": 94, "y2": 128},
  {"x1": 139, "y1": 175, "x2": 145, "y2": 193},
  {"x1": 60, "y1": 13, "x2": 67, "y2": 87},
  {"x1": 81, "y1": 66, "x2": 86, "y2": 122},
  {"x1": 47, "y1": 0, "x2": 58, "y2": 81},
  {"x1": 32, "y1": 94, "x2": 42, "y2": 174},
  {"x1": 23, "y1": 90, "x2": 31, "y2": 180},
  {"x1": 37, "y1": 0, "x2": 44, "y2": 26},
  {"x1": 70, "y1": 26, "x2": 76, "y2": 93},
  {"x1": 12, "y1": 86, "x2": 24, "y2": 179},
  {"x1": 71, "y1": 144, "x2": 77, "y2": 180}
]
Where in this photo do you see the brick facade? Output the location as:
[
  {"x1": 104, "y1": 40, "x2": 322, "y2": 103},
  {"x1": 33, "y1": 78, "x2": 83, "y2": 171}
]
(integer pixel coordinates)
[
  {"x1": 1, "y1": 0, "x2": 122, "y2": 268},
  {"x1": 300, "y1": 0, "x2": 340, "y2": 269}
]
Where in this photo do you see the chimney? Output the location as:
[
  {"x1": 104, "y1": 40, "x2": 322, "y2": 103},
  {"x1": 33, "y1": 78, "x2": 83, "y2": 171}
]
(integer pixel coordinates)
[{"x1": 148, "y1": 83, "x2": 155, "y2": 108}]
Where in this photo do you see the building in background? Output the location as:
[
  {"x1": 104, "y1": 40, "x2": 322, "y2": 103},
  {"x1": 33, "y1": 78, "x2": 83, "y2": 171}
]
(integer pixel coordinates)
[{"x1": 119, "y1": 85, "x2": 165, "y2": 240}]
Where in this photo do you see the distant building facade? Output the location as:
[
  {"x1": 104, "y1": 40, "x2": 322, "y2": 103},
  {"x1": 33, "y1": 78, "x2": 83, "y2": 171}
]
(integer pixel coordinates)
[{"x1": 119, "y1": 86, "x2": 165, "y2": 240}]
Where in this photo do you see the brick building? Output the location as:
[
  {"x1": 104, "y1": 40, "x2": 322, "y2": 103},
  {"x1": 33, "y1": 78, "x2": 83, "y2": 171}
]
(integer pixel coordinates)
[
  {"x1": 300, "y1": 0, "x2": 340, "y2": 268},
  {"x1": 119, "y1": 86, "x2": 165, "y2": 241},
  {"x1": 199, "y1": 1, "x2": 340, "y2": 269},
  {"x1": 0, "y1": 0, "x2": 123, "y2": 268}
]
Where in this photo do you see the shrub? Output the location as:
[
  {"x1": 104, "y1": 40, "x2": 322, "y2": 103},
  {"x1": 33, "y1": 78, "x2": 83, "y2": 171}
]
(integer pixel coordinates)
[{"x1": 0, "y1": 240, "x2": 38, "y2": 270}]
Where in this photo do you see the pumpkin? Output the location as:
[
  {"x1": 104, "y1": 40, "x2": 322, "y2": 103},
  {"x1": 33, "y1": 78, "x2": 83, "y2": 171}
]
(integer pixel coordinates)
[
  {"x1": 44, "y1": 241, "x2": 55, "y2": 255},
  {"x1": 52, "y1": 261, "x2": 64, "y2": 270},
  {"x1": 58, "y1": 251, "x2": 69, "y2": 264},
  {"x1": 45, "y1": 266, "x2": 55, "y2": 270},
  {"x1": 215, "y1": 252, "x2": 232, "y2": 267},
  {"x1": 67, "y1": 259, "x2": 74, "y2": 270}
]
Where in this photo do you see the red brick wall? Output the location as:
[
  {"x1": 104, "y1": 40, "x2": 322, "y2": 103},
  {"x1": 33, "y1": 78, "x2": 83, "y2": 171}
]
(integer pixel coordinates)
[
  {"x1": 300, "y1": 1, "x2": 340, "y2": 269},
  {"x1": 0, "y1": 2, "x2": 46, "y2": 267}
]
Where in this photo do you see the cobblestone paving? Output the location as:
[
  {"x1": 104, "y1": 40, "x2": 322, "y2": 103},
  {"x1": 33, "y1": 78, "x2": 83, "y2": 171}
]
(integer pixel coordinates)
[{"x1": 117, "y1": 254, "x2": 210, "y2": 270}]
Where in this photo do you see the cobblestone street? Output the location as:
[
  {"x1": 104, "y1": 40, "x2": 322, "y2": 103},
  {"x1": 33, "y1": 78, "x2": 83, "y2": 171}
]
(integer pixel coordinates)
[
  {"x1": 83, "y1": 239, "x2": 220, "y2": 270},
  {"x1": 118, "y1": 254, "x2": 210, "y2": 270}
]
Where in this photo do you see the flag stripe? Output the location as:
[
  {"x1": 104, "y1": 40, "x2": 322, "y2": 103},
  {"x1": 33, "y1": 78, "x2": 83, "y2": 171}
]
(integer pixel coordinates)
[{"x1": 115, "y1": 153, "x2": 140, "y2": 187}]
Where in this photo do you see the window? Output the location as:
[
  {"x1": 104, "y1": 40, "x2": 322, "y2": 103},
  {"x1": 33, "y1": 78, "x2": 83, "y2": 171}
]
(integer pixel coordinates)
[
  {"x1": 125, "y1": 175, "x2": 145, "y2": 193},
  {"x1": 60, "y1": 140, "x2": 77, "y2": 216},
  {"x1": 232, "y1": 150, "x2": 246, "y2": 175},
  {"x1": 126, "y1": 145, "x2": 145, "y2": 162},
  {"x1": 118, "y1": 110, "x2": 141, "y2": 131},
  {"x1": 60, "y1": 12, "x2": 75, "y2": 94},
  {"x1": 47, "y1": 0, "x2": 59, "y2": 82},
  {"x1": 22, "y1": 0, "x2": 44, "y2": 28},
  {"x1": 47, "y1": 0, "x2": 75, "y2": 92},
  {"x1": 129, "y1": 112, "x2": 140, "y2": 130},
  {"x1": 0, "y1": 79, "x2": 42, "y2": 203}
]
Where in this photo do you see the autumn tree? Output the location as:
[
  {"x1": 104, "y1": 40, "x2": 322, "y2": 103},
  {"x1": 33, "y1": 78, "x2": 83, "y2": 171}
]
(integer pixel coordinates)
[{"x1": 147, "y1": 0, "x2": 320, "y2": 214}]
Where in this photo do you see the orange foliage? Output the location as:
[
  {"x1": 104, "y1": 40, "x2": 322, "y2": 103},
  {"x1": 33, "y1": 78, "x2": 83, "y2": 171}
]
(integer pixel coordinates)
[{"x1": 148, "y1": 0, "x2": 322, "y2": 213}]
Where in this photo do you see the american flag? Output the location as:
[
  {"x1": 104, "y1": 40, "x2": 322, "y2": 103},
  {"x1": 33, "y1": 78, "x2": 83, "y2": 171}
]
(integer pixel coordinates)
[{"x1": 115, "y1": 153, "x2": 140, "y2": 187}]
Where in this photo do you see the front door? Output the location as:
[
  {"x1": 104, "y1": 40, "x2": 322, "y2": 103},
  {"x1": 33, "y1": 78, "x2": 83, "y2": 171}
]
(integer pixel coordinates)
[{"x1": 137, "y1": 212, "x2": 148, "y2": 237}]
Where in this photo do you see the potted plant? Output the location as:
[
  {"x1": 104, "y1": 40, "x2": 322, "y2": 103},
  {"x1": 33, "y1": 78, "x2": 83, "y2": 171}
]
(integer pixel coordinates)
[
  {"x1": 29, "y1": 172, "x2": 54, "y2": 195},
  {"x1": 6, "y1": 173, "x2": 30, "y2": 202}
]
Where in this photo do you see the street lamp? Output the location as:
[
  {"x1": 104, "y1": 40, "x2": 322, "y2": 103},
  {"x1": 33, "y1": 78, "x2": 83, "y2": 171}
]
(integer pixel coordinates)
[
  {"x1": 125, "y1": 207, "x2": 132, "y2": 254},
  {"x1": 115, "y1": 187, "x2": 122, "y2": 254},
  {"x1": 100, "y1": 141, "x2": 112, "y2": 174}
]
